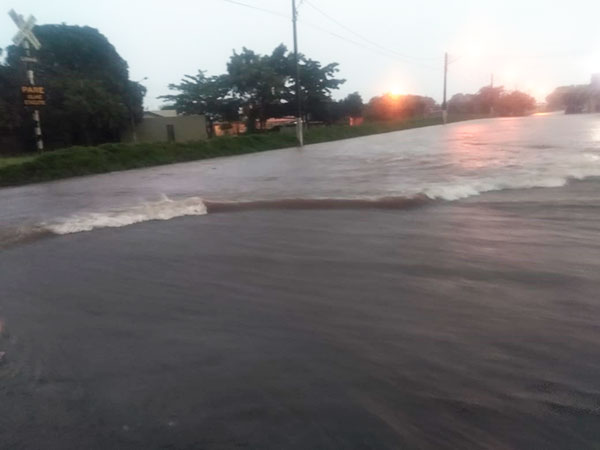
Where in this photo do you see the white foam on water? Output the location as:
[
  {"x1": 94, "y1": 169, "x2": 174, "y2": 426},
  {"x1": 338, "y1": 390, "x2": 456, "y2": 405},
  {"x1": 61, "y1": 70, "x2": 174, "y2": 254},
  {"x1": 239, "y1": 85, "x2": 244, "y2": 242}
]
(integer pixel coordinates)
[
  {"x1": 44, "y1": 196, "x2": 207, "y2": 235},
  {"x1": 421, "y1": 176, "x2": 571, "y2": 201},
  {"x1": 420, "y1": 151, "x2": 600, "y2": 201}
]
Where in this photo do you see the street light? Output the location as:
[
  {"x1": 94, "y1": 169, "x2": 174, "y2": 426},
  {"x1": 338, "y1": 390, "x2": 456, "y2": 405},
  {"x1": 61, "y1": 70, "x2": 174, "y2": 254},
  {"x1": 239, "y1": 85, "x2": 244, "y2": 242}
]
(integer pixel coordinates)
[{"x1": 130, "y1": 77, "x2": 148, "y2": 144}]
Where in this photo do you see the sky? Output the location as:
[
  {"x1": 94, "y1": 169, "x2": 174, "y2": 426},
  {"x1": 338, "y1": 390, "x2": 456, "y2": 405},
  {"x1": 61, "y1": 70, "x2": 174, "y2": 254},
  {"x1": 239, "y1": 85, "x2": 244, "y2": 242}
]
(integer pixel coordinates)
[{"x1": 1, "y1": 0, "x2": 599, "y2": 110}]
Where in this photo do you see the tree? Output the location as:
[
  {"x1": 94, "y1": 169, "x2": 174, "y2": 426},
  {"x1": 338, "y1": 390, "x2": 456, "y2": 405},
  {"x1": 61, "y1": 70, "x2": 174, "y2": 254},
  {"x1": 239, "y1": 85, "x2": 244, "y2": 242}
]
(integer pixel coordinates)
[
  {"x1": 160, "y1": 72, "x2": 239, "y2": 135},
  {"x1": 475, "y1": 86, "x2": 504, "y2": 114},
  {"x1": 288, "y1": 56, "x2": 345, "y2": 122},
  {"x1": 448, "y1": 93, "x2": 477, "y2": 114},
  {"x1": 328, "y1": 92, "x2": 365, "y2": 123},
  {"x1": 0, "y1": 49, "x2": 22, "y2": 135},
  {"x1": 448, "y1": 86, "x2": 535, "y2": 117},
  {"x1": 341, "y1": 92, "x2": 364, "y2": 117},
  {"x1": 495, "y1": 90, "x2": 536, "y2": 116},
  {"x1": 365, "y1": 93, "x2": 436, "y2": 121},
  {"x1": 4, "y1": 24, "x2": 144, "y2": 148},
  {"x1": 546, "y1": 85, "x2": 590, "y2": 113},
  {"x1": 227, "y1": 45, "x2": 289, "y2": 131},
  {"x1": 163, "y1": 44, "x2": 345, "y2": 131}
]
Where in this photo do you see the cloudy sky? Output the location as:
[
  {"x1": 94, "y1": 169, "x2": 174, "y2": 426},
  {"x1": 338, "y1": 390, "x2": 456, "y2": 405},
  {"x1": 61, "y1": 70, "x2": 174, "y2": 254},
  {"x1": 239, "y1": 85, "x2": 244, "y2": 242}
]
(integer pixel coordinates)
[{"x1": 1, "y1": 0, "x2": 598, "y2": 109}]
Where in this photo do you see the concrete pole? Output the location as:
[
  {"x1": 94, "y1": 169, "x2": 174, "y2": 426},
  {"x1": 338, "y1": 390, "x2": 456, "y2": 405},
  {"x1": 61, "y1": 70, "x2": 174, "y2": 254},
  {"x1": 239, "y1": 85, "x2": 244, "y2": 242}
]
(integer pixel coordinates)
[
  {"x1": 442, "y1": 52, "x2": 448, "y2": 125},
  {"x1": 490, "y1": 73, "x2": 495, "y2": 116},
  {"x1": 292, "y1": 0, "x2": 303, "y2": 146},
  {"x1": 23, "y1": 40, "x2": 43, "y2": 151},
  {"x1": 130, "y1": 109, "x2": 138, "y2": 144}
]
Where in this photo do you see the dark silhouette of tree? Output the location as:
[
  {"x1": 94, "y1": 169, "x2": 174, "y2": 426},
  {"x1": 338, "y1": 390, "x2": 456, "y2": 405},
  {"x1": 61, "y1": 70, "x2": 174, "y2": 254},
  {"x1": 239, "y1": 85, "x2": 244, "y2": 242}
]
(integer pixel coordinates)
[
  {"x1": 4, "y1": 24, "x2": 145, "y2": 148},
  {"x1": 341, "y1": 92, "x2": 364, "y2": 117},
  {"x1": 365, "y1": 94, "x2": 436, "y2": 121},
  {"x1": 326, "y1": 92, "x2": 364, "y2": 123},
  {"x1": 476, "y1": 86, "x2": 504, "y2": 114},
  {"x1": 495, "y1": 90, "x2": 536, "y2": 116},
  {"x1": 449, "y1": 86, "x2": 535, "y2": 116},
  {"x1": 546, "y1": 85, "x2": 591, "y2": 113},
  {"x1": 448, "y1": 93, "x2": 477, "y2": 114},
  {"x1": 0, "y1": 49, "x2": 22, "y2": 136}
]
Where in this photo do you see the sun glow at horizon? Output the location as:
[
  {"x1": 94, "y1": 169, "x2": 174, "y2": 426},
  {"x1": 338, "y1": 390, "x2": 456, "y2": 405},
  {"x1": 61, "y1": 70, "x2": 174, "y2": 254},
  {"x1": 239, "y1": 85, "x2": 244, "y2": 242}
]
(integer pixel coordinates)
[{"x1": 388, "y1": 86, "x2": 403, "y2": 96}]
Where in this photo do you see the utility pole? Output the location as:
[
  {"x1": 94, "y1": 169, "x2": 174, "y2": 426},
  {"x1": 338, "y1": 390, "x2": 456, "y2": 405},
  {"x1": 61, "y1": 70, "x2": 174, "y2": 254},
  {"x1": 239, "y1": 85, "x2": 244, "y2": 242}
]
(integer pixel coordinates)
[
  {"x1": 9, "y1": 10, "x2": 44, "y2": 151},
  {"x1": 23, "y1": 40, "x2": 43, "y2": 151},
  {"x1": 490, "y1": 73, "x2": 495, "y2": 116},
  {"x1": 292, "y1": 0, "x2": 303, "y2": 146},
  {"x1": 442, "y1": 52, "x2": 448, "y2": 124}
]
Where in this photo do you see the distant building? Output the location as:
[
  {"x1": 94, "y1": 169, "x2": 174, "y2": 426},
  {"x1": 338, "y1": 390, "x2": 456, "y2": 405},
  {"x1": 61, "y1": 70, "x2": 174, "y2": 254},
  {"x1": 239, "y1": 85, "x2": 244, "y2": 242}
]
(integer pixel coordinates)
[
  {"x1": 213, "y1": 121, "x2": 246, "y2": 137},
  {"x1": 348, "y1": 116, "x2": 364, "y2": 126},
  {"x1": 122, "y1": 110, "x2": 208, "y2": 143},
  {"x1": 265, "y1": 116, "x2": 296, "y2": 129}
]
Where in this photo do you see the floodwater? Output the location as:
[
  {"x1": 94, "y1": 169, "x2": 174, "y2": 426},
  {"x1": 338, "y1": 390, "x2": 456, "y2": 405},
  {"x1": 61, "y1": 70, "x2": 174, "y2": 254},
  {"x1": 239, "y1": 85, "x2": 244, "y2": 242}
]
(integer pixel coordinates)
[{"x1": 1, "y1": 114, "x2": 600, "y2": 448}]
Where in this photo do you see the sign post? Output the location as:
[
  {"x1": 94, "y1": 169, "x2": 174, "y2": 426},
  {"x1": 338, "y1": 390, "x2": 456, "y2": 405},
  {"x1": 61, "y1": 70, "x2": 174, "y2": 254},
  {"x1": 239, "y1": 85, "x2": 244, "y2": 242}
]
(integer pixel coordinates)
[{"x1": 9, "y1": 9, "x2": 44, "y2": 151}]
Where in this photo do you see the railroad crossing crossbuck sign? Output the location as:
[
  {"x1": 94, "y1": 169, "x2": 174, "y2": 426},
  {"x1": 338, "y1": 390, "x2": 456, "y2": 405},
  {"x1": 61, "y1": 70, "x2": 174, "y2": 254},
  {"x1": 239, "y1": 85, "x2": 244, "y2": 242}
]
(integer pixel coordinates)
[{"x1": 9, "y1": 9, "x2": 42, "y2": 50}]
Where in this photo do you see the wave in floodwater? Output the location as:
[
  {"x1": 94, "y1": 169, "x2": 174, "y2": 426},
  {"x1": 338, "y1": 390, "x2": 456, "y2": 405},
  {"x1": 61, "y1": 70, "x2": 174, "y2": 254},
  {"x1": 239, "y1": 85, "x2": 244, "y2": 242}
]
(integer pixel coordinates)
[
  {"x1": 1, "y1": 196, "x2": 207, "y2": 249},
  {"x1": 45, "y1": 196, "x2": 208, "y2": 235},
  {"x1": 1, "y1": 172, "x2": 599, "y2": 248}
]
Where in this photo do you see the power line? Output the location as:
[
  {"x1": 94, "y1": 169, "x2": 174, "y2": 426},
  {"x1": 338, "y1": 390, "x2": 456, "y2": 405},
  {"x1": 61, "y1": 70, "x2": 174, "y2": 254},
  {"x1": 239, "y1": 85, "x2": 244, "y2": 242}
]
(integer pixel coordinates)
[
  {"x1": 221, "y1": 0, "x2": 289, "y2": 19},
  {"x1": 219, "y1": 0, "x2": 439, "y2": 70},
  {"x1": 300, "y1": 21, "x2": 439, "y2": 71},
  {"x1": 303, "y1": 0, "x2": 437, "y2": 62}
]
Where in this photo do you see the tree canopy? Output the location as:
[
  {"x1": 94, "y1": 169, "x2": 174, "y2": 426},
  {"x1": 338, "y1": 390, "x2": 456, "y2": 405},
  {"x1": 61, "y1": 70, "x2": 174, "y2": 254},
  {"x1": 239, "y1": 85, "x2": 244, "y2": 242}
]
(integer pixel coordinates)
[
  {"x1": 546, "y1": 84, "x2": 599, "y2": 113},
  {"x1": 0, "y1": 49, "x2": 21, "y2": 136},
  {"x1": 1, "y1": 24, "x2": 145, "y2": 149},
  {"x1": 449, "y1": 86, "x2": 535, "y2": 116},
  {"x1": 365, "y1": 93, "x2": 436, "y2": 121},
  {"x1": 161, "y1": 44, "x2": 345, "y2": 130}
]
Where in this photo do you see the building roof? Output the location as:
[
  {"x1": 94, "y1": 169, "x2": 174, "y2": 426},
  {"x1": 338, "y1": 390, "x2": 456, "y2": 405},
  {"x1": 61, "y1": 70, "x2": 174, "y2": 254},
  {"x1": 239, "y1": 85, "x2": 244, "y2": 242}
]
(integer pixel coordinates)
[{"x1": 144, "y1": 109, "x2": 179, "y2": 118}]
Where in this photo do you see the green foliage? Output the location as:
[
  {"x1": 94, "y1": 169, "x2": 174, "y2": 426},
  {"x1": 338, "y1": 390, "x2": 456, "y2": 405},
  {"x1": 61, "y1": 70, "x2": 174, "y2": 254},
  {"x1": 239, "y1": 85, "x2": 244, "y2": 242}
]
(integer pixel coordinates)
[
  {"x1": 0, "y1": 114, "x2": 484, "y2": 187},
  {"x1": 292, "y1": 56, "x2": 345, "y2": 122},
  {"x1": 0, "y1": 134, "x2": 293, "y2": 186},
  {"x1": 227, "y1": 45, "x2": 290, "y2": 130},
  {"x1": 2, "y1": 24, "x2": 145, "y2": 149},
  {"x1": 0, "y1": 155, "x2": 35, "y2": 169},
  {"x1": 160, "y1": 72, "x2": 239, "y2": 123},
  {"x1": 341, "y1": 92, "x2": 364, "y2": 117},
  {"x1": 326, "y1": 92, "x2": 365, "y2": 123},
  {"x1": 0, "y1": 50, "x2": 22, "y2": 134},
  {"x1": 162, "y1": 44, "x2": 345, "y2": 130}
]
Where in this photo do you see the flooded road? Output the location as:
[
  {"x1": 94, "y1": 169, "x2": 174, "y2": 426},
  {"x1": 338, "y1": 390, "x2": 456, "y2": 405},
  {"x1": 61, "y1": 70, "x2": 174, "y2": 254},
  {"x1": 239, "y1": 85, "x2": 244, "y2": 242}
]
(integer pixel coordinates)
[
  {"x1": 1, "y1": 114, "x2": 600, "y2": 449},
  {"x1": 1, "y1": 113, "x2": 599, "y2": 239}
]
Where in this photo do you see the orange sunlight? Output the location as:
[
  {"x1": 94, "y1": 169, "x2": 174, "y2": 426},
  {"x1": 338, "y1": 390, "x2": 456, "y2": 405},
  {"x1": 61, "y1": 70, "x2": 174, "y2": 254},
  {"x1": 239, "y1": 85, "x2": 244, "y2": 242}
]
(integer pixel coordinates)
[{"x1": 388, "y1": 86, "x2": 403, "y2": 96}]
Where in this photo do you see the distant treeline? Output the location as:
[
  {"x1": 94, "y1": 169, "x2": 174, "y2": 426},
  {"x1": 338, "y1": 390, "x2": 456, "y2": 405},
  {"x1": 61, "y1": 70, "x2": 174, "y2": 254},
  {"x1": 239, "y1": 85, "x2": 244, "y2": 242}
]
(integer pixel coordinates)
[
  {"x1": 1, "y1": 22, "x2": 547, "y2": 154},
  {"x1": 448, "y1": 86, "x2": 536, "y2": 116},
  {"x1": 546, "y1": 79, "x2": 600, "y2": 113}
]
